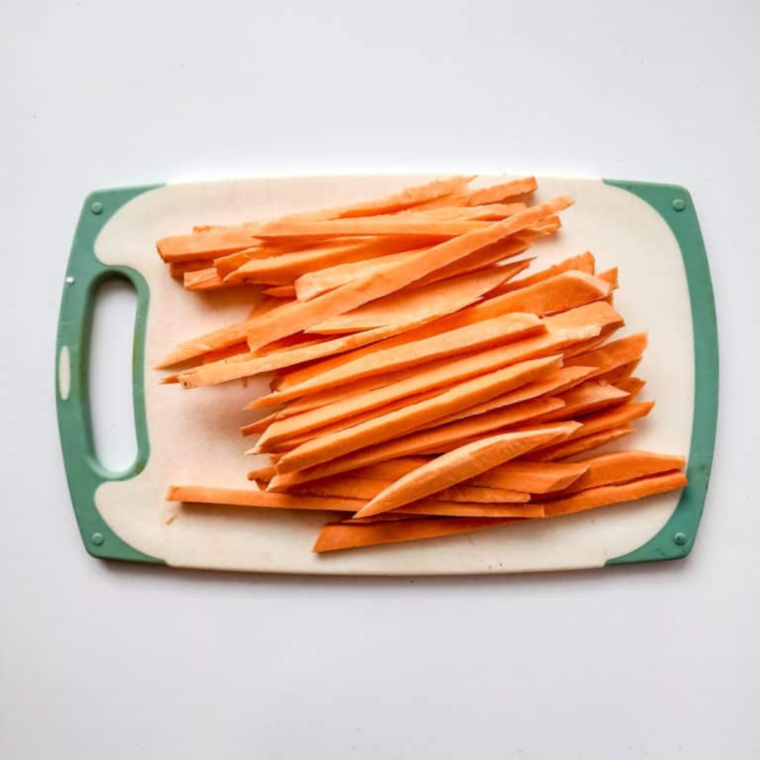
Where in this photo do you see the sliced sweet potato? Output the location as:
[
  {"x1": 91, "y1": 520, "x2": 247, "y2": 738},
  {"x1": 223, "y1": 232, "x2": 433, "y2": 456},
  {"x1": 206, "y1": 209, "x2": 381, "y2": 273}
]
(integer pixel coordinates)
[
  {"x1": 263, "y1": 285, "x2": 297, "y2": 299},
  {"x1": 435, "y1": 366, "x2": 595, "y2": 426},
  {"x1": 550, "y1": 451, "x2": 686, "y2": 496},
  {"x1": 256, "y1": 356, "x2": 579, "y2": 450},
  {"x1": 169, "y1": 260, "x2": 213, "y2": 277},
  {"x1": 542, "y1": 470, "x2": 687, "y2": 517},
  {"x1": 369, "y1": 396, "x2": 567, "y2": 458},
  {"x1": 597, "y1": 267, "x2": 619, "y2": 289},
  {"x1": 177, "y1": 305, "x2": 495, "y2": 387},
  {"x1": 256, "y1": 312, "x2": 545, "y2": 404},
  {"x1": 252, "y1": 387, "x2": 446, "y2": 454},
  {"x1": 157, "y1": 228, "x2": 261, "y2": 263},
  {"x1": 528, "y1": 425, "x2": 635, "y2": 462},
  {"x1": 597, "y1": 360, "x2": 641, "y2": 385},
  {"x1": 289, "y1": 476, "x2": 530, "y2": 505},
  {"x1": 166, "y1": 484, "x2": 539, "y2": 519},
  {"x1": 349, "y1": 457, "x2": 589, "y2": 495},
  {"x1": 183, "y1": 268, "x2": 231, "y2": 291},
  {"x1": 272, "y1": 289, "x2": 619, "y2": 393},
  {"x1": 353, "y1": 423, "x2": 577, "y2": 518},
  {"x1": 238, "y1": 196, "x2": 574, "y2": 353},
  {"x1": 225, "y1": 236, "x2": 436, "y2": 285},
  {"x1": 496, "y1": 252, "x2": 595, "y2": 293},
  {"x1": 312, "y1": 516, "x2": 516, "y2": 553},
  {"x1": 255, "y1": 218, "x2": 495, "y2": 239},
  {"x1": 416, "y1": 177, "x2": 538, "y2": 210},
  {"x1": 274, "y1": 176, "x2": 475, "y2": 222},
  {"x1": 534, "y1": 380, "x2": 631, "y2": 421},
  {"x1": 470, "y1": 460, "x2": 589, "y2": 493},
  {"x1": 306, "y1": 265, "x2": 525, "y2": 335},
  {"x1": 564, "y1": 333, "x2": 648, "y2": 379},
  {"x1": 271, "y1": 356, "x2": 565, "y2": 476}
]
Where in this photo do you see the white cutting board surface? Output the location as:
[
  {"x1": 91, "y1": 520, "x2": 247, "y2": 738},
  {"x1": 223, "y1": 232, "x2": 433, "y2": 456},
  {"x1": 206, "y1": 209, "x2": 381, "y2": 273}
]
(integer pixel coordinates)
[{"x1": 93, "y1": 175, "x2": 693, "y2": 573}]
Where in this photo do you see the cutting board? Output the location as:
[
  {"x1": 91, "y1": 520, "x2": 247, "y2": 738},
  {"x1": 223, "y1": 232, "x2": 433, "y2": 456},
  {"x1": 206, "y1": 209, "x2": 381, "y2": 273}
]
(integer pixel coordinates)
[{"x1": 56, "y1": 175, "x2": 717, "y2": 574}]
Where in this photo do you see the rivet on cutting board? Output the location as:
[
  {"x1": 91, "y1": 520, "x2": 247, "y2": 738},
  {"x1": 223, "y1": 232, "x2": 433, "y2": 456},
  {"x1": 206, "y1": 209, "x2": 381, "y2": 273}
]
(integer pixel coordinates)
[
  {"x1": 65, "y1": 276, "x2": 75, "y2": 285},
  {"x1": 91, "y1": 201, "x2": 104, "y2": 215},
  {"x1": 672, "y1": 198, "x2": 686, "y2": 212},
  {"x1": 673, "y1": 531, "x2": 687, "y2": 546},
  {"x1": 91, "y1": 532, "x2": 105, "y2": 546}
]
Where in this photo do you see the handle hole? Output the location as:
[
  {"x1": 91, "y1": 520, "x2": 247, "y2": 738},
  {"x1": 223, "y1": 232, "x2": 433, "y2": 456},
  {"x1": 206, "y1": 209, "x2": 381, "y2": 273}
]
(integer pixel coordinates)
[{"x1": 88, "y1": 277, "x2": 138, "y2": 473}]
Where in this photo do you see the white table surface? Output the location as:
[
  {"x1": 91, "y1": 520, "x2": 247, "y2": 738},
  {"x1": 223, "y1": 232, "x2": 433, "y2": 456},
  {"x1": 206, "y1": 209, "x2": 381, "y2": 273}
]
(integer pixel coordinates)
[{"x1": 2, "y1": 1, "x2": 758, "y2": 758}]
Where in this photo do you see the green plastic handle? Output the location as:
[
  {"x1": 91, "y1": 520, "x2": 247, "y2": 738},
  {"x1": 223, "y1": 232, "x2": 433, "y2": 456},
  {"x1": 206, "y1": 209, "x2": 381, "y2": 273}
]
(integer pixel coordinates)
[{"x1": 56, "y1": 186, "x2": 163, "y2": 563}]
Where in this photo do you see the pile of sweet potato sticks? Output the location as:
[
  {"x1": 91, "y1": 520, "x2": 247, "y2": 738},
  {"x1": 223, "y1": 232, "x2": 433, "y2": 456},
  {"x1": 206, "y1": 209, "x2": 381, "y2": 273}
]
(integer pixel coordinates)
[{"x1": 157, "y1": 176, "x2": 687, "y2": 553}]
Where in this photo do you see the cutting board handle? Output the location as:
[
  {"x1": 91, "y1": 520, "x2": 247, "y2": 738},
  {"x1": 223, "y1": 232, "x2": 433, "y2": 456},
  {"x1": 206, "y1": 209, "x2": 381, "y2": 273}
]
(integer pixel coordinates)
[{"x1": 56, "y1": 187, "x2": 162, "y2": 563}]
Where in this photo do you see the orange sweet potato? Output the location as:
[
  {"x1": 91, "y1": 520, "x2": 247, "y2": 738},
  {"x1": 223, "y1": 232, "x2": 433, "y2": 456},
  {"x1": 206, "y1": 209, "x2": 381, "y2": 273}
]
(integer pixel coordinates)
[
  {"x1": 353, "y1": 423, "x2": 578, "y2": 518},
  {"x1": 271, "y1": 356, "x2": 565, "y2": 477}
]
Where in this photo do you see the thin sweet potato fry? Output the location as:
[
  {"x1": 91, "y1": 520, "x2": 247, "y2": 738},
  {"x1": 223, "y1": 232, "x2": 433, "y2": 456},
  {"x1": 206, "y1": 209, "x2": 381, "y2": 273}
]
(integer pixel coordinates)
[
  {"x1": 534, "y1": 380, "x2": 630, "y2": 421},
  {"x1": 164, "y1": 178, "x2": 474, "y2": 266},
  {"x1": 267, "y1": 402, "x2": 631, "y2": 494},
  {"x1": 255, "y1": 353, "x2": 573, "y2": 448},
  {"x1": 253, "y1": 387, "x2": 446, "y2": 454},
  {"x1": 416, "y1": 177, "x2": 538, "y2": 210},
  {"x1": 263, "y1": 285, "x2": 297, "y2": 299},
  {"x1": 272, "y1": 288, "x2": 619, "y2": 394},
  {"x1": 263, "y1": 314, "x2": 608, "y2": 408},
  {"x1": 169, "y1": 260, "x2": 213, "y2": 277},
  {"x1": 246, "y1": 465, "x2": 278, "y2": 483},
  {"x1": 264, "y1": 349, "x2": 594, "y2": 487},
  {"x1": 306, "y1": 266, "x2": 524, "y2": 335},
  {"x1": 470, "y1": 461, "x2": 589, "y2": 493},
  {"x1": 257, "y1": 313, "x2": 545, "y2": 403},
  {"x1": 597, "y1": 267, "x2": 619, "y2": 289},
  {"x1": 289, "y1": 476, "x2": 530, "y2": 505},
  {"x1": 346, "y1": 457, "x2": 432, "y2": 480},
  {"x1": 348, "y1": 457, "x2": 590, "y2": 495},
  {"x1": 184, "y1": 268, "x2": 230, "y2": 291},
  {"x1": 311, "y1": 469, "x2": 687, "y2": 553},
  {"x1": 155, "y1": 298, "x2": 293, "y2": 368},
  {"x1": 255, "y1": 218, "x2": 494, "y2": 239},
  {"x1": 550, "y1": 451, "x2": 686, "y2": 496},
  {"x1": 176, "y1": 323, "x2": 409, "y2": 385},
  {"x1": 524, "y1": 401, "x2": 655, "y2": 462},
  {"x1": 157, "y1": 228, "x2": 261, "y2": 263},
  {"x1": 296, "y1": 245, "x2": 531, "y2": 305},
  {"x1": 564, "y1": 333, "x2": 648, "y2": 379},
  {"x1": 614, "y1": 377, "x2": 646, "y2": 397},
  {"x1": 272, "y1": 356, "x2": 565, "y2": 476},
  {"x1": 528, "y1": 425, "x2": 635, "y2": 462},
  {"x1": 496, "y1": 252, "x2": 595, "y2": 294},
  {"x1": 397, "y1": 504, "x2": 540, "y2": 518},
  {"x1": 542, "y1": 470, "x2": 687, "y2": 517},
  {"x1": 226, "y1": 237, "x2": 437, "y2": 285},
  {"x1": 312, "y1": 516, "x2": 516, "y2": 553},
  {"x1": 368, "y1": 396, "x2": 567, "y2": 459},
  {"x1": 353, "y1": 423, "x2": 578, "y2": 518},
  {"x1": 460, "y1": 177, "x2": 539, "y2": 206},
  {"x1": 596, "y1": 360, "x2": 641, "y2": 385},
  {"x1": 202, "y1": 343, "x2": 250, "y2": 364},
  {"x1": 433, "y1": 366, "x2": 595, "y2": 426},
  {"x1": 252, "y1": 368, "x2": 416, "y2": 415},
  {"x1": 177, "y1": 299, "x2": 502, "y2": 385},
  {"x1": 166, "y1": 484, "x2": 538, "y2": 519},
  {"x1": 404, "y1": 246, "x2": 533, "y2": 292},
  {"x1": 240, "y1": 196, "x2": 574, "y2": 353},
  {"x1": 166, "y1": 485, "x2": 360, "y2": 512},
  {"x1": 274, "y1": 176, "x2": 475, "y2": 222}
]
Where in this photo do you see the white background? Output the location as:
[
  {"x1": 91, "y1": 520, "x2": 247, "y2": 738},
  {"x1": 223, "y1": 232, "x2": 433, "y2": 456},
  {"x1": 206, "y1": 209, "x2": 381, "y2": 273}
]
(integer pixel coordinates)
[{"x1": 2, "y1": 1, "x2": 759, "y2": 758}]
